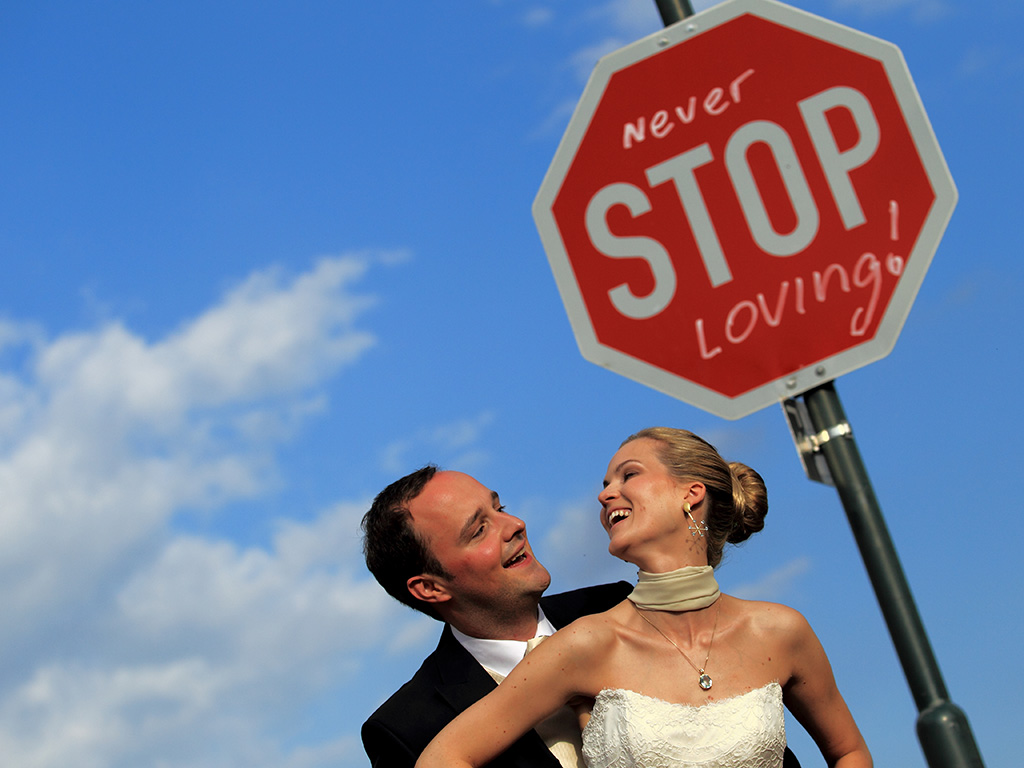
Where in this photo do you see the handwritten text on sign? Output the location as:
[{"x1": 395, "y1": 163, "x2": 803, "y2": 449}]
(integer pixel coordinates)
[{"x1": 585, "y1": 75, "x2": 893, "y2": 357}]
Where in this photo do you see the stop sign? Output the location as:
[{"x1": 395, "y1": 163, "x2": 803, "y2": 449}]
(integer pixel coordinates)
[{"x1": 534, "y1": 0, "x2": 956, "y2": 419}]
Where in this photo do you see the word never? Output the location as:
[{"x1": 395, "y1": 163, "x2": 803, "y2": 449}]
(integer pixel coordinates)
[{"x1": 622, "y1": 68, "x2": 756, "y2": 150}]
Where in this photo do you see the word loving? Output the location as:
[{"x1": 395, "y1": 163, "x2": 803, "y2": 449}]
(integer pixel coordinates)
[{"x1": 694, "y1": 249, "x2": 906, "y2": 360}]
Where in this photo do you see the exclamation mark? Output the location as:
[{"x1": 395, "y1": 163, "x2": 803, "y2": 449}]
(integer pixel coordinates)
[{"x1": 887, "y1": 200, "x2": 904, "y2": 276}]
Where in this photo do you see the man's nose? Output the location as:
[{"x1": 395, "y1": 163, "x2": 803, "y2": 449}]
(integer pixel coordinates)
[{"x1": 504, "y1": 513, "x2": 526, "y2": 540}]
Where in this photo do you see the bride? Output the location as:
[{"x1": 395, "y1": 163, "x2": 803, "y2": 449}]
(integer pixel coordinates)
[{"x1": 416, "y1": 427, "x2": 871, "y2": 768}]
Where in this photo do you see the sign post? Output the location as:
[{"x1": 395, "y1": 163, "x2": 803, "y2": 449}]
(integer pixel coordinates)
[
  {"x1": 793, "y1": 382, "x2": 984, "y2": 768},
  {"x1": 533, "y1": 0, "x2": 984, "y2": 764},
  {"x1": 653, "y1": 0, "x2": 695, "y2": 25}
]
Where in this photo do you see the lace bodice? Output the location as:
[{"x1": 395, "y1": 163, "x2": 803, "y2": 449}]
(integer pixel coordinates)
[{"x1": 581, "y1": 682, "x2": 786, "y2": 768}]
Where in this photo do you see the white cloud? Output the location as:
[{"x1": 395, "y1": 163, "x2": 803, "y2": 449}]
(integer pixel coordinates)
[
  {"x1": 283, "y1": 737, "x2": 366, "y2": 768},
  {"x1": 528, "y1": 97, "x2": 579, "y2": 141},
  {"x1": 688, "y1": 0, "x2": 952, "y2": 22},
  {"x1": 116, "y1": 501, "x2": 399, "y2": 680},
  {"x1": 0, "y1": 659, "x2": 244, "y2": 768},
  {"x1": 730, "y1": 556, "x2": 812, "y2": 601},
  {"x1": 826, "y1": 0, "x2": 952, "y2": 23},
  {"x1": 386, "y1": 614, "x2": 440, "y2": 654},
  {"x1": 0, "y1": 257, "x2": 377, "y2": 627},
  {"x1": 956, "y1": 43, "x2": 1024, "y2": 79},
  {"x1": 591, "y1": 0, "x2": 662, "y2": 38},
  {"x1": 522, "y1": 0, "x2": 661, "y2": 140},
  {"x1": 570, "y1": 37, "x2": 630, "y2": 82},
  {"x1": 539, "y1": 494, "x2": 637, "y2": 592},
  {"x1": 379, "y1": 410, "x2": 496, "y2": 474},
  {"x1": 0, "y1": 254, "x2": 398, "y2": 767},
  {"x1": 522, "y1": 6, "x2": 555, "y2": 27}
]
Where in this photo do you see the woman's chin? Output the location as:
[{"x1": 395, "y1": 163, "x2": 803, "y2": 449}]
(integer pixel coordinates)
[{"x1": 607, "y1": 537, "x2": 630, "y2": 562}]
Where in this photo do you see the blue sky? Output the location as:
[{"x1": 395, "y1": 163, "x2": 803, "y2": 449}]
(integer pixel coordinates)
[{"x1": 0, "y1": 0, "x2": 1019, "y2": 766}]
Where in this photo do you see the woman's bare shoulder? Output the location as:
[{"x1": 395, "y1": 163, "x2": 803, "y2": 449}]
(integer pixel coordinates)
[
  {"x1": 552, "y1": 601, "x2": 633, "y2": 653},
  {"x1": 722, "y1": 594, "x2": 813, "y2": 638}
]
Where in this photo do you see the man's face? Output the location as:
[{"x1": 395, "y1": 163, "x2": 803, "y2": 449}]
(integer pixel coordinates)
[{"x1": 407, "y1": 471, "x2": 551, "y2": 621}]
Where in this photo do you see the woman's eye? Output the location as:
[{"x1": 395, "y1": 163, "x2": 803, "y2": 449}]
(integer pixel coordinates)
[{"x1": 623, "y1": 470, "x2": 637, "y2": 481}]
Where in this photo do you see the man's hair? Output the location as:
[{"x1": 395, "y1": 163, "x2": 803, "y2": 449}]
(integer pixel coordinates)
[{"x1": 361, "y1": 465, "x2": 453, "y2": 620}]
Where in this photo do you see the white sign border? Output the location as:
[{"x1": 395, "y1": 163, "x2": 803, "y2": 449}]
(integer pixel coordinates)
[{"x1": 533, "y1": 0, "x2": 957, "y2": 420}]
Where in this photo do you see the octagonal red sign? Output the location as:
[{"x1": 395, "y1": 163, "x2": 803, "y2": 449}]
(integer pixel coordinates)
[{"x1": 533, "y1": 0, "x2": 956, "y2": 419}]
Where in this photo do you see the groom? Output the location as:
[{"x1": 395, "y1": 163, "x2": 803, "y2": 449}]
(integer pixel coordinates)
[{"x1": 360, "y1": 465, "x2": 801, "y2": 767}]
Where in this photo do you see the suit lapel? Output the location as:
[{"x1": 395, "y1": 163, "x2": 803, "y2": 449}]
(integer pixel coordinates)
[
  {"x1": 539, "y1": 594, "x2": 574, "y2": 630},
  {"x1": 433, "y1": 625, "x2": 499, "y2": 712},
  {"x1": 432, "y1": 625, "x2": 560, "y2": 767}
]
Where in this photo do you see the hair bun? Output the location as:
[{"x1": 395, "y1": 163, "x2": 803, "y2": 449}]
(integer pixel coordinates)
[{"x1": 727, "y1": 462, "x2": 768, "y2": 543}]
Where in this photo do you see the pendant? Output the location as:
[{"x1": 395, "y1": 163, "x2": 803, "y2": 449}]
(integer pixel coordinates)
[{"x1": 699, "y1": 672, "x2": 712, "y2": 690}]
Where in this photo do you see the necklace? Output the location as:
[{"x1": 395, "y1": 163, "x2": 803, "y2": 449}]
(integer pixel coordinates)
[{"x1": 632, "y1": 599, "x2": 721, "y2": 691}]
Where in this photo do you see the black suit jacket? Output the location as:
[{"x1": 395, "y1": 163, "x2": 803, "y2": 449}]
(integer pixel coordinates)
[
  {"x1": 361, "y1": 581, "x2": 802, "y2": 768},
  {"x1": 362, "y1": 582, "x2": 631, "y2": 768}
]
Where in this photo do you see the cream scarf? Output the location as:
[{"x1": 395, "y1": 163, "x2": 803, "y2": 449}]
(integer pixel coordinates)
[{"x1": 627, "y1": 565, "x2": 720, "y2": 611}]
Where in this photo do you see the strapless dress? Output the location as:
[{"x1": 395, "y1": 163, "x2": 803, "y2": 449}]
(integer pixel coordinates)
[{"x1": 581, "y1": 681, "x2": 786, "y2": 767}]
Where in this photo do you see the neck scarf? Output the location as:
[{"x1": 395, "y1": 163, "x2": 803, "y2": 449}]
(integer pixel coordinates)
[{"x1": 627, "y1": 565, "x2": 720, "y2": 611}]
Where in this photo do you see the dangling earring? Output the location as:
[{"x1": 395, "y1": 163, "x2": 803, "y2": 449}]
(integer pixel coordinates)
[{"x1": 683, "y1": 501, "x2": 707, "y2": 538}]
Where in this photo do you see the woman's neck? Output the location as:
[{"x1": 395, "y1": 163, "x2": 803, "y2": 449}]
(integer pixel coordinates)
[{"x1": 631, "y1": 551, "x2": 708, "y2": 574}]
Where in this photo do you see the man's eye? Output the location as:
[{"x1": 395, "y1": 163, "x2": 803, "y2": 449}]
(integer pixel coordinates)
[
  {"x1": 496, "y1": 505, "x2": 507, "y2": 513},
  {"x1": 473, "y1": 523, "x2": 486, "y2": 538}
]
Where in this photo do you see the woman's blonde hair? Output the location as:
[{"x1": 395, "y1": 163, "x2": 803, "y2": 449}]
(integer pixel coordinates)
[{"x1": 622, "y1": 427, "x2": 768, "y2": 567}]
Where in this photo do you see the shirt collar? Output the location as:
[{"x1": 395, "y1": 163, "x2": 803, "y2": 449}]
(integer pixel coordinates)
[{"x1": 450, "y1": 608, "x2": 557, "y2": 678}]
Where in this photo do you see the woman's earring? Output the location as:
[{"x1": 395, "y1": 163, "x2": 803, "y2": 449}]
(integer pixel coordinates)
[{"x1": 683, "y1": 501, "x2": 707, "y2": 538}]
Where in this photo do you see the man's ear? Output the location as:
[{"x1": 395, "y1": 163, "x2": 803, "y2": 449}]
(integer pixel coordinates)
[{"x1": 407, "y1": 574, "x2": 453, "y2": 606}]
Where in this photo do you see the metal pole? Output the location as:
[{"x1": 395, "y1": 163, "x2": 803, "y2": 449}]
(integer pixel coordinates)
[
  {"x1": 800, "y1": 381, "x2": 984, "y2": 768},
  {"x1": 654, "y1": 0, "x2": 695, "y2": 26}
]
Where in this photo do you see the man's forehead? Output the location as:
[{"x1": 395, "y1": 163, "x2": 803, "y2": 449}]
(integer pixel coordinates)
[{"x1": 410, "y1": 471, "x2": 496, "y2": 522}]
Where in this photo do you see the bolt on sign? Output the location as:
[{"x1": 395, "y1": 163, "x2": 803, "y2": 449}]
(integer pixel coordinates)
[{"x1": 533, "y1": 0, "x2": 956, "y2": 419}]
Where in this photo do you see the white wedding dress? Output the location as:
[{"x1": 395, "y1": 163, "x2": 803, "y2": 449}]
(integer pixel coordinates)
[{"x1": 581, "y1": 681, "x2": 786, "y2": 768}]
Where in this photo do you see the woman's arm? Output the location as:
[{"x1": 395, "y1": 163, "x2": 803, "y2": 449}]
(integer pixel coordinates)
[
  {"x1": 416, "y1": 623, "x2": 599, "y2": 768},
  {"x1": 781, "y1": 609, "x2": 872, "y2": 768}
]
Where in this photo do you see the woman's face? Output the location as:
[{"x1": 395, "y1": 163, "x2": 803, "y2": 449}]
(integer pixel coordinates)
[{"x1": 599, "y1": 438, "x2": 698, "y2": 565}]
